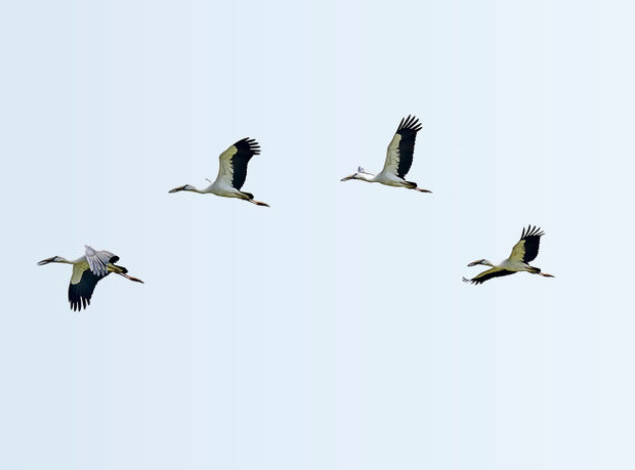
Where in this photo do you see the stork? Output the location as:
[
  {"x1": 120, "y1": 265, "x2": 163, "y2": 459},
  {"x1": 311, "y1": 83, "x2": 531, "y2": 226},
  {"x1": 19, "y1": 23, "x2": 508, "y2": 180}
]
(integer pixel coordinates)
[
  {"x1": 463, "y1": 225, "x2": 555, "y2": 285},
  {"x1": 340, "y1": 115, "x2": 431, "y2": 193},
  {"x1": 169, "y1": 137, "x2": 269, "y2": 207},
  {"x1": 38, "y1": 245, "x2": 143, "y2": 311}
]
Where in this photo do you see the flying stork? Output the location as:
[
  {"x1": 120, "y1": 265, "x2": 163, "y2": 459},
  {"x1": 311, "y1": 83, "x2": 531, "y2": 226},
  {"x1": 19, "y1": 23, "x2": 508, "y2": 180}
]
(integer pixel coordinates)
[
  {"x1": 463, "y1": 225, "x2": 555, "y2": 285},
  {"x1": 38, "y1": 245, "x2": 143, "y2": 311},
  {"x1": 169, "y1": 137, "x2": 269, "y2": 207},
  {"x1": 340, "y1": 115, "x2": 431, "y2": 193}
]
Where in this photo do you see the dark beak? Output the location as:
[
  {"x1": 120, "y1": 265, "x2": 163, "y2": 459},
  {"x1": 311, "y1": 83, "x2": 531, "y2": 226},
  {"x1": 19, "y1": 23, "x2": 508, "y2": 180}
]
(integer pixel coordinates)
[
  {"x1": 168, "y1": 185, "x2": 186, "y2": 193},
  {"x1": 38, "y1": 257, "x2": 55, "y2": 266},
  {"x1": 467, "y1": 259, "x2": 484, "y2": 267},
  {"x1": 340, "y1": 175, "x2": 355, "y2": 182}
]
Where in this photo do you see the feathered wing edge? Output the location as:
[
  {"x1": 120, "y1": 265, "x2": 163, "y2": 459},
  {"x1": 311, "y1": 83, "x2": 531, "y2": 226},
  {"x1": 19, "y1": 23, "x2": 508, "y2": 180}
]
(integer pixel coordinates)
[
  {"x1": 516, "y1": 225, "x2": 545, "y2": 263},
  {"x1": 463, "y1": 268, "x2": 515, "y2": 285}
]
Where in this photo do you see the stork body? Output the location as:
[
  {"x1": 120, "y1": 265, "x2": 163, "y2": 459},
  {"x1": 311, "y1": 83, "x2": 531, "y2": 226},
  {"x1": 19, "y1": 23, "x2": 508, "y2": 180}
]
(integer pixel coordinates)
[
  {"x1": 38, "y1": 245, "x2": 143, "y2": 311},
  {"x1": 169, "y1": 137, "x2": 269, "y2": 207},
  {"x1": 463, "y1": 225, "x2": 554, "y2": 285},
  {"x1": 340, "y1": 115, "x2": 431, "y2": 193}
]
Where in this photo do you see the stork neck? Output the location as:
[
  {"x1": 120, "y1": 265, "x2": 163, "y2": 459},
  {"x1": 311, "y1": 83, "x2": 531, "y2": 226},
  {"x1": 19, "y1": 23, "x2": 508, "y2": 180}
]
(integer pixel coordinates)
[
  {"x1": 357, "y1": 172, "x2": 376, "y2": 182},
  {"x1": 187, "y1": 186, "x2": 206, "y2": 194}
]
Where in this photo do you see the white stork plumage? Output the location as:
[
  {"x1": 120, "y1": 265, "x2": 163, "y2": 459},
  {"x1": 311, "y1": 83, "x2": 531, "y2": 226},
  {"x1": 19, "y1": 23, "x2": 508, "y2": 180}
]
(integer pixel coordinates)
[
  {"x1": 463, "y1": 225, "x2": 555, "y2": 285},
  {"x1": 340, "y1": 115, "x2": 431, "y2": 193},
  {"x1": 169, "y1": 137, "x2": 269, "y2": 207},
  {"x1": 38, "y1": 245, "x2": 143, "y2": 311}
]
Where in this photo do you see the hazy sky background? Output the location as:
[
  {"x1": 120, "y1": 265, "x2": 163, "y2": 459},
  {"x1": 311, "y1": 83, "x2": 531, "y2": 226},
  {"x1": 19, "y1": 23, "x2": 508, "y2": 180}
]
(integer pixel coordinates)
[{"x1": 3, "y1": 0, "x2": 634, "y2": 468}]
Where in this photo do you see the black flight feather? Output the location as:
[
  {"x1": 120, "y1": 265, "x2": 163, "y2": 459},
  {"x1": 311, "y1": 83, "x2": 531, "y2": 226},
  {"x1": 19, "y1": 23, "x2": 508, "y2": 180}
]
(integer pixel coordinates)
[
  {"x1": 230, "y1": 138, "x2": 261, "y2": 190},
  {"x1": 469, "y1": 269, "x2": 515, "y2": 285},
  {"x1": 395, "y1": 115, "x2": 422, "y2": 178},
  {"x1": 68, "y1": 270, "x2": 107, "y2": 312},
  {"x1": 520, "y1": 225, "x2": 544, "y2": 263}
]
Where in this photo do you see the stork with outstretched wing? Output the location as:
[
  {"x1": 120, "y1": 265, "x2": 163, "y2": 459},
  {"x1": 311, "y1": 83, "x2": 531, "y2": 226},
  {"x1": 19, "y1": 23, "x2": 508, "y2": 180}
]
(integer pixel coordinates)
[
  {"x1": 169, "y1": 137, "x2": 269, "y2": 207},
  {"x1": 38, "y1": 245, "x2": 143, "y2": 311},
  {"x1": 463, "y1": 225, "x2": 555, "y2": 285},
  {"x1": 341, "y1": 115, "x2": 431, "y2": 193}
]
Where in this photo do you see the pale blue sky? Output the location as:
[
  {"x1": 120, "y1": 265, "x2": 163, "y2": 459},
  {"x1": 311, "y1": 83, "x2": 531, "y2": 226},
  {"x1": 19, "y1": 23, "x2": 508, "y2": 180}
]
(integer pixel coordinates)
[{"x1": 3, "y1": 0, "x2": 634, "y2": 468}]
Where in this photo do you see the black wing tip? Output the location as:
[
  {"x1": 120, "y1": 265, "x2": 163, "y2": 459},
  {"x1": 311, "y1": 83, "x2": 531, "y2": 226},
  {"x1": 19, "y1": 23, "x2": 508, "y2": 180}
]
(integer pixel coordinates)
[
  {"x1": 467, "y1": 269, "x2": 515, "y2": 285},
  {"x1": 397, "y1": 114, "x2": 423, "y2": 133},
  {"x1": 70, "y1": 297, "x2": 90, "y2": 312},
  {"x1": 236, "y1": 137, "x2": 261, "y2": 155},
  {"x1": 521, "y1": 225, "x2": 545, "y2": 239}
]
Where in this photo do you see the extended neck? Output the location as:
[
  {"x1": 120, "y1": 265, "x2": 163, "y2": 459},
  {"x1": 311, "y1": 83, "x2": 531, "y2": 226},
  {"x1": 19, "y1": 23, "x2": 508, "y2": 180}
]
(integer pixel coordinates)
[
  {"x1": 356, "y1": 172, "x2": 376, "y2": 182},
  {"x1": 187, "y1": 187, "x2": 206, "y2": 194}
]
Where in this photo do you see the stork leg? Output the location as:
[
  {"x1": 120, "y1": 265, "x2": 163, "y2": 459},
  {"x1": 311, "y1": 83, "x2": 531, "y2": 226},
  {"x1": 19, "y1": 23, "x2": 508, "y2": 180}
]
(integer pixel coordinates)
[
  {"x1": 406, "y1": 180, "x2": 432, "y2": 193},
  {"x1": 240, "y1": 191, "x2": 269, "y2": 207},
  {"x1": 117, "y1": 272, "x2": 144, "y2": 283},
  {"x1": 248, "y1": 199, "x2": 270, "y2": 207}
]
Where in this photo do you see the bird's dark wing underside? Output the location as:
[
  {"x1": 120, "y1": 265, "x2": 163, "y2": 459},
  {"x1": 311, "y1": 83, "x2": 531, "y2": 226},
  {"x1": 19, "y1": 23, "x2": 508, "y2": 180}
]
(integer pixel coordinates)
[
  {"x1": 395, "y1": 115, "x2": 422, "y2": 178},
  {"x1": 468, "y1": 268, "x2": 515, "y2": 285},
  {"x1": 231, "y1": 138, "x2": 261, "y2": 190},
  {"x1": 519, "y1": 225, "x2": 543, "y2": 263},
  {"x1": 68, "y1": 270, "x2": 107, "y2": 311}
]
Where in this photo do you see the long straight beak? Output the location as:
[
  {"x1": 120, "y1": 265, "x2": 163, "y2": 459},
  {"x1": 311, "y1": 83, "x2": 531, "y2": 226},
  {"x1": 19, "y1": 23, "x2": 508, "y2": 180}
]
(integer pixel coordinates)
[
  {"x1": 340, "y1": 175, "x2": 355, "y2": 182},
  {"x1": 168, "y1": 185, "x2": 186, "y2": 193},
  {"x1": 37, "y1": 257, "x2": 55, "y2": 265},
  {"x1": 467, "y1": 259, "x2": 484, "y2": 267}
]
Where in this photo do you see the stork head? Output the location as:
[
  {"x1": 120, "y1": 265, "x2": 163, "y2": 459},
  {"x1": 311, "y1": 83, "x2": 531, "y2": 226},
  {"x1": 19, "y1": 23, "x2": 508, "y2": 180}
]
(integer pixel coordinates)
[
  {"x1": 38, "y1": 256, "x2": 65, "y2": 265},
  {"x1": 341, "y1": 167, "x2": 372, "y2": 182},
  {"x1": 168, "y1": 184, "x2": 195, "y2": 193},
  {"x1": 467, "y1": 259, "x2": 493, "y2": 267}
]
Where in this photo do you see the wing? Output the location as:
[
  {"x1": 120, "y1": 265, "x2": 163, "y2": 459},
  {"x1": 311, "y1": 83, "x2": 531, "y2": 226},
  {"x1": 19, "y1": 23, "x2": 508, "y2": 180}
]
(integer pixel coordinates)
[
  {"x1": 68, "y1": 264, "x2": 105, "y2": 311},
  {"x1": 467, "y1": 267, "x2": 515, "y2": 285},
  {"x1": 382, "y1": 115, "x2": 423, "y2": 178},
  {"x1": 216, "y1": 138, "x2": 261, "y2": 190},
  {"x1": 508, "y1": 225, "x2": 544, "y2": 263},
  {"x1": 84, "y1": 245, "x2": 119, "y2": 277}
]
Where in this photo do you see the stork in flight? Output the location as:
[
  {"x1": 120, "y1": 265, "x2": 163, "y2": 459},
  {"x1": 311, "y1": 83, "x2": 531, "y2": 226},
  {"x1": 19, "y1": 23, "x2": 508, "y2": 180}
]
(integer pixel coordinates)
[
  {"x1": 463, "y1": 225, "x2": 555, "y2": 285},
  {"x1": 340, "y1": 115, "x2": 431, "y2": 193},
  {"x1": 169, "y1": 137, "x2": 269, "y2": 207},
  {"x1": 38, "y1": 245, "x2": 143, "y2": 311}
]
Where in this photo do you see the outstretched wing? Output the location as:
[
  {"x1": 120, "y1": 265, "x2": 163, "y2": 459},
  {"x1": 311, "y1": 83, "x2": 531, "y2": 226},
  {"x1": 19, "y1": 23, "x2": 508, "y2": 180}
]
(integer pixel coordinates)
[
  {"x1": 382, "y1": 115, "x2": 423, "y2": 178},
  {"x1": 84, "y1": 245, "x2": 118, "y2": 277},
  {"x1": 508, "y1": 225, "x2": 544, "y2": 263},
  {"x1": 467, "y1": 267, "x2": 515, "y2": 285},
  {"x1": 68, "y1": 263, "x2": 105, "y2": 311},
  {"x1": 217, "y1": 138, "x2": 261, "y2": 190}
]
